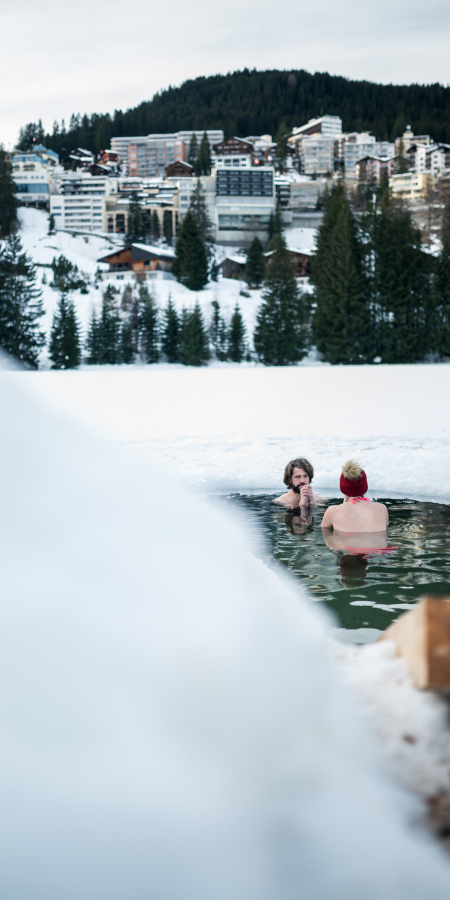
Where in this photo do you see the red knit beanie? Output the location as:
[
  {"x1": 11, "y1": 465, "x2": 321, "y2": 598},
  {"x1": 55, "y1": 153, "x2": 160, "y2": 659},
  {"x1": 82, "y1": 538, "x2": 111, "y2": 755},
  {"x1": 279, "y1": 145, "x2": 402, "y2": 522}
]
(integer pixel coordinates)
[{"x1": 340, "y1": 461, "x2": 368, "y2": 497}]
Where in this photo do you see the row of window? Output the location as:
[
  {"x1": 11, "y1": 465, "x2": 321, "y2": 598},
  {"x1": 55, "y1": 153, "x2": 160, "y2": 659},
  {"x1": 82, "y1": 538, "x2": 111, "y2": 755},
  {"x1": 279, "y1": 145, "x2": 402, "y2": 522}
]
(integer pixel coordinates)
[{"x1": 16, "y1": 183, "x2": 49, "y2": 193}]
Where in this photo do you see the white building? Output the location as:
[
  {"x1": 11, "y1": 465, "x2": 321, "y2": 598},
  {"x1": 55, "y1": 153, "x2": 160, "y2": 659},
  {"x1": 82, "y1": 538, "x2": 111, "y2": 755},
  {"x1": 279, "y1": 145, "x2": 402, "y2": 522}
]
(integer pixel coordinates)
[
  {"x1": 12, "y1": 146, "x2": 59, "y2": 207},
  {"x1": 50, "y1": 172, "x2": 118, "y2": 232},
  {"x1": 291, "y1": 115, "x2": 343, "y2": 139},
  {"x1": 412, "y1": 143, "x2": 450, "y2": 176},
  {"x1": 299, "y1": 135, "x2": 335, "y2": 176}
]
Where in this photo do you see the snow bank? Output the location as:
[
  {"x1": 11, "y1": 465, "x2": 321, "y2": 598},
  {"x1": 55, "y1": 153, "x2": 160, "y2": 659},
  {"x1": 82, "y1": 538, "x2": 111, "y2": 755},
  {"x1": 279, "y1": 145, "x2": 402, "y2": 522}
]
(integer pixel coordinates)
[
  {"x1": 336, "y1": 639, "x2": 450, "y2": 804},
  {"x1": 20, "y1": 363, "x2": 450, "y2": 502},
  {"x1": 1, "y1": 373, "x2": 450, "y2": 898}
]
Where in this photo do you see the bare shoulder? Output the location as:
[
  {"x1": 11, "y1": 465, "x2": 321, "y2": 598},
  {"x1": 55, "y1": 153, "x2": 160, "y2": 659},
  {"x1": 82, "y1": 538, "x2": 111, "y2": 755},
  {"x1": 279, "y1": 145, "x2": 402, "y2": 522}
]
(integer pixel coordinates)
[
  {"x1": 273, "y1": 493, "x2": 290, "y2": 506},
  {"x1": 321, "y1": 506, "x2": 335, "y2": 528},
  {"x1": 313, "y1": 493, "x2": 328, "y2": 505}
]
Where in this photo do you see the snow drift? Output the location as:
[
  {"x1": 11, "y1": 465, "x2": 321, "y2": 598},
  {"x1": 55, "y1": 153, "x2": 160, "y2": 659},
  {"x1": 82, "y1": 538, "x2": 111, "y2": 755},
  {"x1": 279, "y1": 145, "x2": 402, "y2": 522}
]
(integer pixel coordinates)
[{"x1": 0, "y1": 373, "x2": 450, "y2": 899}]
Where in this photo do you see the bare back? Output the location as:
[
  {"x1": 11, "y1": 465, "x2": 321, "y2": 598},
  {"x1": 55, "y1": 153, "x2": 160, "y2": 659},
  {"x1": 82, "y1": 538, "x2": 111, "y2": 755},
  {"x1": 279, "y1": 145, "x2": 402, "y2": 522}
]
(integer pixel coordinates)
[{"x1": 321, "y1": 498, "x2": 388, "y2": 533}]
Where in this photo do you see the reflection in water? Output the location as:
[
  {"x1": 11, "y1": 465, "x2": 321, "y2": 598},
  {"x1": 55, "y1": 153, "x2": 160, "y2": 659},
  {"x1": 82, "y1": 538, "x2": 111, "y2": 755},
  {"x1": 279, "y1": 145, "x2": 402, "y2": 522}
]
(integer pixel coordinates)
[
  {"x1": 284, "y1": 509, "x2": 314, "y2": 535},
  {"x1": 339, "y1": 554, "x2": 369, "y2": 589},
  {"x1": 220, "y1": 495, "x2": 450, "y2": 634}
]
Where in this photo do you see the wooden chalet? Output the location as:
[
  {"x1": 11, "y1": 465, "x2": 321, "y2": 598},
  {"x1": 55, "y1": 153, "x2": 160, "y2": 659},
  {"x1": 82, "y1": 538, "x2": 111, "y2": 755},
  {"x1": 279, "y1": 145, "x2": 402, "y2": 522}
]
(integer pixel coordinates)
[
  {"x1": 221, "y1": 255, "x2": 247, "y2": 279},
  {"x1": 165, "y1": 160, "x2": 194, "y2": 177},
  {"x1": 213, "y1": 137, "x2": 254, "y2": 156},
  {"x1": 264, "y1": 248, "x2": 311, "y2": 278},
  {"x1": 97, "y1": 243, "x2": 175, "y2": 277},
  {"x1": 62, "y1": 147, "x2": 95, "y2": 170}
]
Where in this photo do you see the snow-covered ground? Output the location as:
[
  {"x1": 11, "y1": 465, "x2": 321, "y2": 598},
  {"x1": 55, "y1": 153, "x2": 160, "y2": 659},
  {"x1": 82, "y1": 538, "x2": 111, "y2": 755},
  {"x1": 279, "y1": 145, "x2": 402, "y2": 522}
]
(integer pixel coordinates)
[
  {"x1": 17, "y1": 208, "x2": 269, "y2": 365},
  {"x1": 2, "y1": 369, "x2": 450, "y2": 897},
  {"x1": 6, "y1": 210, "x2": 450, "y2": 876},
  {"x1": 19, "y1": 363, "x2": 450, "y2": 503}
]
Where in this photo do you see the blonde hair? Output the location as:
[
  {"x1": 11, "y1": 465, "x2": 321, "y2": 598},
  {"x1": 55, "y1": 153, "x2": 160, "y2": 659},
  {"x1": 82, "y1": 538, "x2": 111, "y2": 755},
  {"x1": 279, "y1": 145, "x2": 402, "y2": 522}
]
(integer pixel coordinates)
[{"x1": 342, "y1": 460, "x2": 362, "y2": 480}]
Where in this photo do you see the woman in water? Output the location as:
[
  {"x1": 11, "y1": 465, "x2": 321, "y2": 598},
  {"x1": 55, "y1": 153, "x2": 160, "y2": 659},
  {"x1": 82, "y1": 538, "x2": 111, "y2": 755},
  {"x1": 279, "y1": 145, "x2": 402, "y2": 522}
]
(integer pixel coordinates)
[{"x1": 321, "y1": 460, "x2": 388, "y2": 539}]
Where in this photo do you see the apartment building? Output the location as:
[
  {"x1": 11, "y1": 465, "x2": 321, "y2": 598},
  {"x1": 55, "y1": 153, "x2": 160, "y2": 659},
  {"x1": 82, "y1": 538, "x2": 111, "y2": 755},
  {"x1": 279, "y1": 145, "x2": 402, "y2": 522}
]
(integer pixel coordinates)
[
  {"x1": 291, "y1": 115, "x2": 343, "y2": 139},
  {"x1": 12, "y1": 146, "x2": 59, "y2": 207},
  {"x1": 111, "y1": 130, "x2": 224, "y2": 177},
  {"x1": 411, "y1": 143, "x2": 450, "y2": 176},
  {"x1": 50, "y1": 172, "x2": 118, "y2": 231},
  {"x1": 344, "y1": 135, "x2": 395, "y2": 176},
  {"x1": 355, "y1": 155, "x2": 397, "y2": 184},
  {"x1": 215, "y1": 166, "x2": 275, "y2": 245},
  {"x1": 299, "y1": 135, "x2": 335, "y2": 175},
  {"x1": 389, "y1": 172, "x2": 435, "y2": 202}
]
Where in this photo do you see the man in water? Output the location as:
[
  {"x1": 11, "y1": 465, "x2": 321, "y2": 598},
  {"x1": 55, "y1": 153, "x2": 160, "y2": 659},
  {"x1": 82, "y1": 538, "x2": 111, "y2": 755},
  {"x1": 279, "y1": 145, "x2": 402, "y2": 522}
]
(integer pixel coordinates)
[
  {"x1": 274, "y1": 457, "x2": 327, "y2": 508},
  {"x1": 321, "y1": 460, "x2": 388, "y2": 534}
]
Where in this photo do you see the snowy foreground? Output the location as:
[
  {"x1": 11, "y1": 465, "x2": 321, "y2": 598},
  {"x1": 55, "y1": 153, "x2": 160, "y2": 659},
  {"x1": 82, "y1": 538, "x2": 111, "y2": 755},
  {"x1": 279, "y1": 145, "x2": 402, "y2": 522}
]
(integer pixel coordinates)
[{"x1": 2, "y1": 370, "x2": 450, "y2": 899}]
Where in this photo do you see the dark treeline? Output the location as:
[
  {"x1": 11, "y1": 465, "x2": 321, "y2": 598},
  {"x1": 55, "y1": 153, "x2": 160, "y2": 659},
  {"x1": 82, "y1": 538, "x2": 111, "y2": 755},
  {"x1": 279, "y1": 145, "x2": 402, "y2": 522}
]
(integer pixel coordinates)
[
  {"x1": 17, "y1": 69, "x2": 450, "y2": 155},
  {"x1": 311, "y1": 182, "x2": 450, "y2": 364}
]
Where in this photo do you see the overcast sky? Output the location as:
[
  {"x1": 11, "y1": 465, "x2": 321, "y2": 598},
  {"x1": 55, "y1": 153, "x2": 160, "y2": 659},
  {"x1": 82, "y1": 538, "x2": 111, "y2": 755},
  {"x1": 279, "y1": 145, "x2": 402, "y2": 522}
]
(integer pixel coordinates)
[{"x1": 1, "y1": 0, "x2": 449, "y2": 148}]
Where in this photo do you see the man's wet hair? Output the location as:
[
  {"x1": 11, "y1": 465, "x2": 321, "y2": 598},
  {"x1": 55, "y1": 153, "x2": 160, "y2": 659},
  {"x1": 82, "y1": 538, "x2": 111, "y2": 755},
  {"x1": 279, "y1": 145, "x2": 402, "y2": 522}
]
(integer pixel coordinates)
[{"x1": 283, "y1": 457, "x2": 314, "y2": 487}]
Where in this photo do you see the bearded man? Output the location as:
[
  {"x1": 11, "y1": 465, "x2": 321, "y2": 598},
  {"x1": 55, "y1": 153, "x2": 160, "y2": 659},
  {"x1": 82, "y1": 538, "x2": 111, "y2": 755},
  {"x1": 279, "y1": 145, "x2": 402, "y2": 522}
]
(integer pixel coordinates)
[{"x1": 274, "y1": 457, "x2": 327, "y2": 508}]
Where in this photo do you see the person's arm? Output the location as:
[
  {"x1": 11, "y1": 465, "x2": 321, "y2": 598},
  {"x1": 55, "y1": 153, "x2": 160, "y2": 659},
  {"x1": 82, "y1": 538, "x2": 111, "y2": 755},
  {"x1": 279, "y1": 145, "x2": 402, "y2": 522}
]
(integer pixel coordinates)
[
  {"x1": 321, "y1": 506, "x2": 334, "y2": 529},
  {"x1": 312, "y1": 492, "x2": 328, "y2": 504},
  {"x1": 299, "y1": 485, "x2": 314, "y2": 507}
]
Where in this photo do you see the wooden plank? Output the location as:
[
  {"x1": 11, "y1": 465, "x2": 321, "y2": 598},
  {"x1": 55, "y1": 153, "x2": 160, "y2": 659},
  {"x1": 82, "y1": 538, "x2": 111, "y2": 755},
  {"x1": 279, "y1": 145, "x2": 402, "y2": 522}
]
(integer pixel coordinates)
[{"x1": 381, "y1": 597, "x2": 450, "y2": 690}]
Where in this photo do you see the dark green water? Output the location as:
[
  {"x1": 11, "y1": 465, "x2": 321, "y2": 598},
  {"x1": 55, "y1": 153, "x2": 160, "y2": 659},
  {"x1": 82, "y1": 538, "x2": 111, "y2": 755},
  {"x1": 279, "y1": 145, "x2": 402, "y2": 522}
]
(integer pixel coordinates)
[{"x1": 221, "y1": 495, "x2": 450, "y2": 635}]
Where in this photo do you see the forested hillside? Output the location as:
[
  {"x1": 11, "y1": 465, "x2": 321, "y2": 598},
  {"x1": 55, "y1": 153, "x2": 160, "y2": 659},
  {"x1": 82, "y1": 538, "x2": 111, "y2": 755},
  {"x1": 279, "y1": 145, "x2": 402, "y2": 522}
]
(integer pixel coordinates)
[{"x1": 18, "y1": 68, "x2": 450, "y2": 156}]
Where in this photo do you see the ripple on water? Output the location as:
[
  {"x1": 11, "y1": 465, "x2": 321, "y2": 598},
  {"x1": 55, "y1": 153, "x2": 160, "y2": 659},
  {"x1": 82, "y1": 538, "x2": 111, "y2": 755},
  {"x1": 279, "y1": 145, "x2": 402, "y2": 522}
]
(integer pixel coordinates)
[{"x1": 220, "y1": 495, "x2": 450, "y2": 639}]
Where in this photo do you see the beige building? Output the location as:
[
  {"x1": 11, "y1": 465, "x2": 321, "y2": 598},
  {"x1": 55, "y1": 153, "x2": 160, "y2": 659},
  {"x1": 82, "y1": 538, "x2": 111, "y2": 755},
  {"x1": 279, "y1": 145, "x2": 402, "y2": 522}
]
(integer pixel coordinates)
[{"x1": 388, "y1": 171, "x2": 435, "y2": 202}]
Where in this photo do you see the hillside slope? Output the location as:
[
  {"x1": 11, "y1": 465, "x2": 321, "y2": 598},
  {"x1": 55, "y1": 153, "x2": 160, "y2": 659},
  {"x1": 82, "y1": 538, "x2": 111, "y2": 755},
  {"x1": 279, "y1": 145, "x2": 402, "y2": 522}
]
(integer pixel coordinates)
[{"x1": 19, "y1": 69, "x2": 450, "y2": 156}]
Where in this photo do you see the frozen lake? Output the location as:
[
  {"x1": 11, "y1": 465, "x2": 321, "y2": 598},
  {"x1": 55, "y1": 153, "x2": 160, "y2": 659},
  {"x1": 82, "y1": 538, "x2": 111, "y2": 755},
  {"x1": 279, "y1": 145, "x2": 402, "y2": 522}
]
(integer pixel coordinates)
[{"x1": 14, "y1": 362, "x2": 450, "y2": 502}]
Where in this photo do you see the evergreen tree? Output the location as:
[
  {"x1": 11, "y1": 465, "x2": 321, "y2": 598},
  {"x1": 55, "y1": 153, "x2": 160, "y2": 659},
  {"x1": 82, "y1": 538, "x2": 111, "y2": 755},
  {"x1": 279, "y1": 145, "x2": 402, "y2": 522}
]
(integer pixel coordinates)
[
  {"x1": 436, "y1": 198, "x2": 450, "y2": 357},
  {"x1": 127, "y1": 192, "x2": 145, "y2": 244},
  {"x1": 98, "y1": 285, "x2": 121, "y2": 363},
  {"x1": 120, "y1": 282, "x2": 134, "y2": 311},
  {"x1": 267, "y1": 203, "x2": 284, "y2": 249},
  {"x1": 161, "y1": 297, "x2": 180, "y2": 362},
  {"x1": 139, "y1": 283, "x2": 159, "y2": 362},
  {"x1": 209, "y1": 300, "x2": 228, "y2": 360},
  {"x1": 130, "y1": 292, "x2": 142, "y2": 354},
  {"x1": 51, "y1": 254, "x2": 88, "y2": 292},
  {"x1": 311, "y1": 182, "x2": 373, "y2": 364},
  {"x1": 120, "y1": 318, "x2": 134, "y2": 364},
  {"x1": 16, "y1": 120, "x2": 45, "y2": 150},
  {"x1": 152, "y1": 211, "x2": 160, "y2": 241},
  {"x1": 198, "y1": 131, "x2": 212, "y2": 175},
  {"x1": 189, "y1": 179, "x2": 214, "y2": 254},
  {"x1": 85, "y1": 308, "x2": 102, "y2": 363},
  {"x1": 48, "y1": 213, "x2": 55, "y2": 233},
  {"x1": 229, "y1": 304, "x2": 246, "y2": 362},
  {"x1": 188, "y1": 133, "x2": 199, "y2": 166},
  {"x1": 0, "y1": 232, "x2": 45, "y2": 367},
  {"x1": 369, "y1": 192, "x2": 433, "y2": 362},
  {"x1": 172, "y1": 210, "x2": 208, "y2": 291},
  {"x1": 0, "y1": 148, "x2": 18, "y2": 238},
  {"x1": 245, "y1": 236, "x2": 265, "y2": 287},
  {"x1": 49, "y1": 292, "x2": 81, "y2": 369},
  {"x1": 253, "y1": 235, "x2": 306, "y2": 365},
  {"x1": 179, "y1": 302, "x2": 210, "y2": 366},
  {"x1": 163, "y1": 209, "x2": 173, "y2": 245},
  {"x1": 210, "y1": 259, "x2": 220, "y2": 281},
  {"x1": 275, "y1": 122, "x2": 291, "y2": 172}
]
